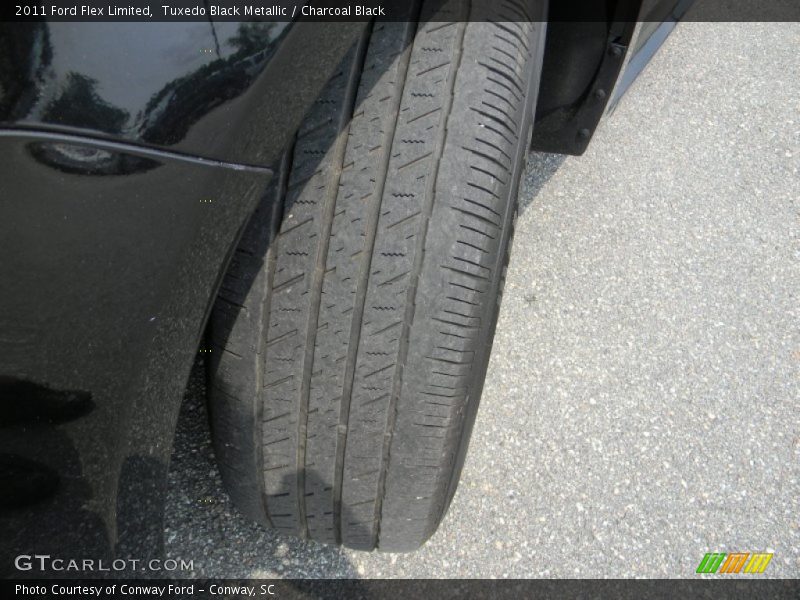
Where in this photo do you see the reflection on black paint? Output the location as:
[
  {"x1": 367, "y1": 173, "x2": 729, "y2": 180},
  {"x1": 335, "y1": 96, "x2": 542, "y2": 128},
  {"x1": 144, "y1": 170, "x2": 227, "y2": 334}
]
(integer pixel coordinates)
[
  {"x1": 42, "y1": 72, "x2": 129, "y2": 133},
  {"x1": 0, "y1": 376, "x2": 93, "y2": 426},
  {"x1": 0, "y1": 377, "x2": 110, "y2": 577},
  {"x1": 0, "y1": 21, "x2": 289, "y2": 159},
  {"x1": 0, "y1": 455, "x2": 58, "y2": 509},
  {"x1": 0, "y1": 377, "x2": 93, "y2": 508},
  {"x1": 28, "y1": 141, "x2": 162, "y2": 176},
  {"x1": 0, "y1": 23, "x2": 53, "y2": 120},
  {"x1": 138, "y1": 22, "x2": 282, "y2": 146}
]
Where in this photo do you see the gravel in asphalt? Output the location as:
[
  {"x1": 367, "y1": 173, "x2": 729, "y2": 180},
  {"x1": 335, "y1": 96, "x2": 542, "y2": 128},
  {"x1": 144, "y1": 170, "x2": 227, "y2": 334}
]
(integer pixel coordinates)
[{"x1": 165, "y1": 21, "x2": 800, "y2": 578}]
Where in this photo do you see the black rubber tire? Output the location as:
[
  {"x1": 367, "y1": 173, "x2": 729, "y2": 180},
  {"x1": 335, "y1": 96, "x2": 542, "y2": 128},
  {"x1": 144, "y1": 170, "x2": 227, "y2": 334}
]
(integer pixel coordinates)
[{"x1": 207, "y1": 1, "x2": 546, "y2": 552}]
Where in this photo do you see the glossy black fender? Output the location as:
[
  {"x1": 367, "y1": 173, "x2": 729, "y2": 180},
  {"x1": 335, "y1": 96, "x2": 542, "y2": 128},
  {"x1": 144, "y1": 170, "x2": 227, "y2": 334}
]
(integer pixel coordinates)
[
  {"x1": 0, "y1": 20, "x2": 364, "y2": 574},
  {"x1": 0, "y1": 21, "x2": 364, "y2": 165}
]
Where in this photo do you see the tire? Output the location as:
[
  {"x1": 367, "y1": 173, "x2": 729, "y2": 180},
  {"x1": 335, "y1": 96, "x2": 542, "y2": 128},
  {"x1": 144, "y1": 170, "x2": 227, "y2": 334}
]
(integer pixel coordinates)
[{"x1": 207, "y1": 1, "x2": 546, "y2": 551}]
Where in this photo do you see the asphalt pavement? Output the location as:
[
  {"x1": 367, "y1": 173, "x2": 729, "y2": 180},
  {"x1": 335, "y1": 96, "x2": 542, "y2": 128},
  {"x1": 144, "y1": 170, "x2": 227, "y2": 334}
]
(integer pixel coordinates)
[{"x1": 165, "y1": 21, "x2": 800, "y2": 578}]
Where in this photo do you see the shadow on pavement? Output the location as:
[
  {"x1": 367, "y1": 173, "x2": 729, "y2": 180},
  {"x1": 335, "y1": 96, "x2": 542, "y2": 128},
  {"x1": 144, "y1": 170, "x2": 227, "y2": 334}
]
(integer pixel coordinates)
[{"x1": 519, "y1": 151, "x2": 566, "y2": 212}]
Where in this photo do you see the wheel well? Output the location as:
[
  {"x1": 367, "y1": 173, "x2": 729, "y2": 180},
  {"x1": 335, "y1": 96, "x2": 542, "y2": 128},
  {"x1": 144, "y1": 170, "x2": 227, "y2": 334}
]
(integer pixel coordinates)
[{"x1": 531, "y1": 0, "x2": 642, "y2": 155}]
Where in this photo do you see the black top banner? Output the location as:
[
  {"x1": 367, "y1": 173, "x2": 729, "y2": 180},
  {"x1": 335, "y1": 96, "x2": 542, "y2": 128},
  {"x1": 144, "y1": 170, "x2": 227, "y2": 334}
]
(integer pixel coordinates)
[{"x1": 2, "y1": 0, "x2": 800, "y2": 22}]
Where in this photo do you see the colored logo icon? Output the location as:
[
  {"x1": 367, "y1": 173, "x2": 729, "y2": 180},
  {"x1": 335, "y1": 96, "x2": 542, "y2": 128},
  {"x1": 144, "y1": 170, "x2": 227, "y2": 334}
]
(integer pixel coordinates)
[{"x1": 696, "y1": 552, "x2": 773, "y2": 574}]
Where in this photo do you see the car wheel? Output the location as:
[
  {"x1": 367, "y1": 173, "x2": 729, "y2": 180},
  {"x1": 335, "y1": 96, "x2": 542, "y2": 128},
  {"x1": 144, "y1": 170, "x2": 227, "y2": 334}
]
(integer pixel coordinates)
[{"x1": 207, "y1": 1, "x2": 545, "y2": 551}]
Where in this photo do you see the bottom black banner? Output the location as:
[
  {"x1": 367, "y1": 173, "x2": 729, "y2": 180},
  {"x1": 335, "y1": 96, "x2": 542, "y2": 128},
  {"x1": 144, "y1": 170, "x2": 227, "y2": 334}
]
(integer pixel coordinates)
[{"x1": 3, "y1": 579, "x2": 799, "y2": 599}]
